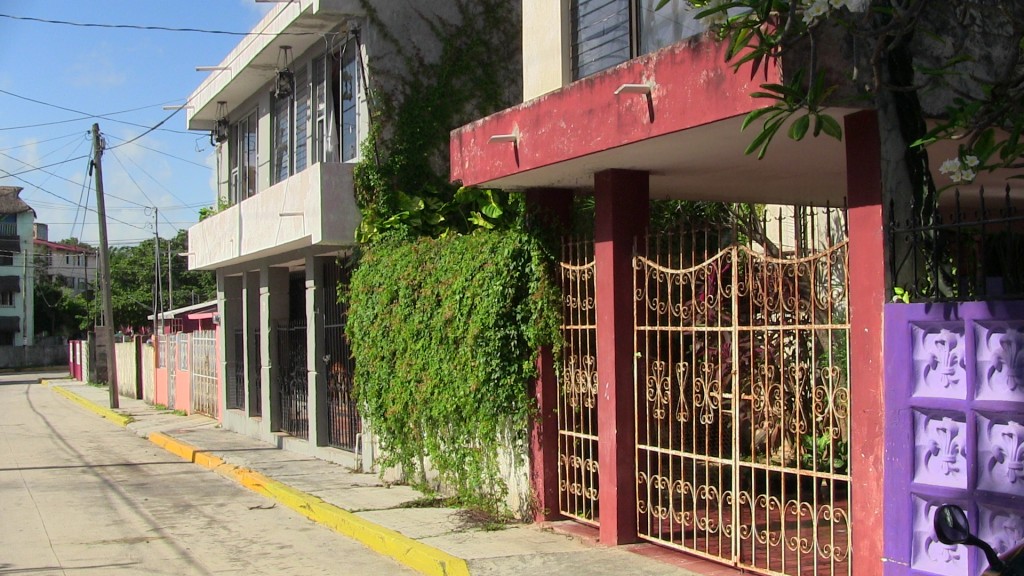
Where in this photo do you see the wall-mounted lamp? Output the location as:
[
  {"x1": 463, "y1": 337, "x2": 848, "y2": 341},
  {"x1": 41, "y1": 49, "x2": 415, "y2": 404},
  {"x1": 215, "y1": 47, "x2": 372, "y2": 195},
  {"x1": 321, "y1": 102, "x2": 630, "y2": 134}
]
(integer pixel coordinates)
[
  {"x1": 614, "y1": 83, "x2": 653, "y2": 95},
  {"x1": 211, "y1": 101, "x2": 229, "y2": 146},
  {"x1": 274, "y1": 46, "x2": 295, "y2": 99}
]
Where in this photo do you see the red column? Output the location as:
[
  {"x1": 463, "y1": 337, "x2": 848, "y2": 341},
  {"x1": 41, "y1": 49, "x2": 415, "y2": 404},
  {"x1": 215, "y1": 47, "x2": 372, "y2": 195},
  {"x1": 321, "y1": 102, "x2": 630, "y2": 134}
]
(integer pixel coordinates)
[
  {"x1": 524, "y1": 188, "x2": 572, "y2": 522},
  {"x1": 845, "y1": 110, "x2": 886, "y2": 573},
  {"x1": 594, "y1": 169, "x2": 648, "y2": 545}
]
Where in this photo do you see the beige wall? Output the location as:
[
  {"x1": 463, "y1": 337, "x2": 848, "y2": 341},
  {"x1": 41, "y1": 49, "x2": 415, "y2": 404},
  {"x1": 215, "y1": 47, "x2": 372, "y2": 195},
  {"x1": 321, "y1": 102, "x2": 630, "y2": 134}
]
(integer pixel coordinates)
[{"x1": 522, "y1": 0, "x2": 570, "y2": 101}]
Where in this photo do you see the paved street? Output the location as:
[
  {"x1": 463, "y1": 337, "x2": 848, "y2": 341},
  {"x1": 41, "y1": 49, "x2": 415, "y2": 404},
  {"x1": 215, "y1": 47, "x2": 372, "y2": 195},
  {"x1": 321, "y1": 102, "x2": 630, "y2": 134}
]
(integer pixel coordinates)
[{"x1": 0, "y1": 371, "x2": 414, "y2": 576}]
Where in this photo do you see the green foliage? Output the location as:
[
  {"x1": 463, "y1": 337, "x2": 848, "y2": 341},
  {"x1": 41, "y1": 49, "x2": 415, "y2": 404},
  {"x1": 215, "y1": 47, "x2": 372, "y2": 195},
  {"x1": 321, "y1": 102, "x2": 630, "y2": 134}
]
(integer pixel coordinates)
[
  {"x1": 801, "y1": 432, "x2": 849, "y2": 474},
  {"x1": 353, "y1": 0, "x2": 521, "y2": 241},
  {"x1": 345, "y1": 230, "x2": 561, "y2": 513},
  {"x1": 34, "y1": 279, "x2": 91, "y2": 337},
  {"x1": 97, "y1": 229, "x2": 216, "y2": 328}
]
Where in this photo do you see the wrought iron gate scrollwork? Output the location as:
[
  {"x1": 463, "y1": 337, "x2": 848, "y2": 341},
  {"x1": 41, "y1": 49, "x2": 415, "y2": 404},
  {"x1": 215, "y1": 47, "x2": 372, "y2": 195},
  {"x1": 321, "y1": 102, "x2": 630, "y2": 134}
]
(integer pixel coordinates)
[
  {"x1": 557, "y1": 237, "x2": 600, "y2": 524},
  {"x1": 634, "y1": 208, "x2": 851, "y2": 576}
]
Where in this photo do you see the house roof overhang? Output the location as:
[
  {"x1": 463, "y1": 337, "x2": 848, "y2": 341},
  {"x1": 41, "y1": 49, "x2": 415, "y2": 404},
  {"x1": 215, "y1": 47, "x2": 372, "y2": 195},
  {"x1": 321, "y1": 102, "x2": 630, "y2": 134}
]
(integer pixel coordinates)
[
  {"x1": 186, "y1": 0, "x2": 362, "y2": 130},
  {"x1": 450, "y1": 39, "x2": 862, "y2": 206},
  {"x1": 451, "y1": 36, "x2": 1015, "y2": 206}
]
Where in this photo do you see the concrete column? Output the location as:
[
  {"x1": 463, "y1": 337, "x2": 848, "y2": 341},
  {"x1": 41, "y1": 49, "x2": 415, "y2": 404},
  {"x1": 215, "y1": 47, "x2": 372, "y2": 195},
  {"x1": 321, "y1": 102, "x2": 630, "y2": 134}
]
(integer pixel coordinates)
[
  {"x1": 307, "y1": 256, "x2": 327, "y2": 447},
  {"x1": 221, "y1": 273, "x2": 243, "y2": 415},
  {"x1": 844, "y1": 110, "x2": 886, "y2": 573},
  {"x1": 262, "y1": 266, "x2": 290, "y2": 434},
  {"x1": 593, "y1": 169, "x2": 648, "y2": 545},
  {"x1": 524, "y1": 188, "x2": 573, "y2": 522},
  {"x1": 243, "y1": 270, "x2": 261, "y2": 418}
]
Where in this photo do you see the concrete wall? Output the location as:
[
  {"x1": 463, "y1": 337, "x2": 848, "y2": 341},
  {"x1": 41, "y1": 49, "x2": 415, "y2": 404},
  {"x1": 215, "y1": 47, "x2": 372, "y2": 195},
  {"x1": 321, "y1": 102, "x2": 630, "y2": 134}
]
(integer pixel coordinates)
[
  {"x1": 522, "y1": 0, "x2": 569, "y2": 100},
  {"x1": 0, "y1": 344, "x2": 67, "y2": 369}
]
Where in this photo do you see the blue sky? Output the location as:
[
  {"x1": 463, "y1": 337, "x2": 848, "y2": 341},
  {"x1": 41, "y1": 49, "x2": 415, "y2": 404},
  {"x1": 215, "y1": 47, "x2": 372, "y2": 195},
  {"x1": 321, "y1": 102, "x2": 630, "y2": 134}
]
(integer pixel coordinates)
[{"x1": 0, "y1": 1, "x2": 271, "y2": 246}]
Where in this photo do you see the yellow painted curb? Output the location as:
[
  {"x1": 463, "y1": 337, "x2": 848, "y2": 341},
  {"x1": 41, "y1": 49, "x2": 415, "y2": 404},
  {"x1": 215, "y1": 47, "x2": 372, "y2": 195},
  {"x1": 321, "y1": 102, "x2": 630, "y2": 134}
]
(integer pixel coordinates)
[
  {"x1": 52, "y1": 385, "x2": 133, "y2": 427},
  {"x1": 148, "y1": 432, "x2": 470, "y2": 576}
]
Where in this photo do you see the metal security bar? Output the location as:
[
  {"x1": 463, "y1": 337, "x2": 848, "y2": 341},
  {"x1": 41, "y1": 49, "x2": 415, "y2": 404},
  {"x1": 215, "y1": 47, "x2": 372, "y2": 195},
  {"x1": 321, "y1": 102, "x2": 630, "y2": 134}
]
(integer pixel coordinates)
[
  {"x1": 228, "y1": 329, "x2": 245, "y2": 410},
  {"x1": 324, "y1": 255, "x2": 361, "y2": 451},
  {"x1": 191, "y1": 330, "x2": 218, "y2": 417},
  {"x1": 634, "y1": 206, "x2": 851, "y2": 576},
  {"x1": 889, "y1": 185, "x2": 1024, "y2": 302},
  {"x1": 277, "y1": 321, "x2": 308, "y2": 439},
  {"x1": 251, "y1": 328, "x2": 262, "y2": 417},
  {"x1": 557, "y1": 236, "x2": 600, "y2": 525}
]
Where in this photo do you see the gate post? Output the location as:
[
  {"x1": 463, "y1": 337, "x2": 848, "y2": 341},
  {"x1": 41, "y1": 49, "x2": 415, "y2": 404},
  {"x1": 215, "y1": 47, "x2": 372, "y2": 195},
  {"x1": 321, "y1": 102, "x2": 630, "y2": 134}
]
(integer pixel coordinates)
[
  {"x1": 307, "y1": 255, "x2": 328, "y2": 447},
  {"x1": 262, "y1": 266, "x2": 290, "y2": 435},
  {"x1": 845, "y1": 110, "x2": 887, "y2": 573},
  {"x1": 524, "y1": 188, "x2": 573, "y2": 522},
  {"x1": 594, "y1": 169, "x2": 648, "y2": 545}
]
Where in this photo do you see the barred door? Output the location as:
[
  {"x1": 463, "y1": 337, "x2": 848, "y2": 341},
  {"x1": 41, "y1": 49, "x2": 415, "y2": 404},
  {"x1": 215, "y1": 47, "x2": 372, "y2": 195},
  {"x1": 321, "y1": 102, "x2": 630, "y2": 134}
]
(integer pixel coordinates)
[
  {"x1": 556, "y1": 238, "x2": 600, "y2": 525},
  {"x1": 191, "y1": 330, "x2": 218, "y2": 417},
  {"x1": 323, "y1": 256, "x2": 360, "y2": 451},
  {"x1": 633, "y1": 208, "x2": 851, "y2": 576},
  {"x1": 277, "y1": 321, "x2": 308, "y2": 439},
  {"x1": 167, "y1": 336, "x2": 177, "y2": 408}
]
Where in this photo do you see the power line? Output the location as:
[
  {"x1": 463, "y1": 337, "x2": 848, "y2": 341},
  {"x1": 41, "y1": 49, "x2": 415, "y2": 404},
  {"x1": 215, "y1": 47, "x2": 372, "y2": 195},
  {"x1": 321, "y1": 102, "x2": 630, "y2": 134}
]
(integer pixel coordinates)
[
  {"x1": 0, "y1": 13, "x2": 324, "y2": 37},
  {"x1": 0, "y1": 148, "x2": 152, "y2": 209},
  {"x1": 0, "y1": 88, "x2": 192, "y2": 135},
  {"x1": 109, "y1": 146, "x2": 200, "y2": 215},
  {"x1": 0, "y1": 131, "x2": 84, "y2": 151},
  {"x1": 0, "y1": 166, "x2": 149, "y2": 232},
  {"x1": 105, "y1": 135, "x2": 209, "y2": 168},
  {"x1": 1, "y1": 155, "x2": 90, "y2": 177}
]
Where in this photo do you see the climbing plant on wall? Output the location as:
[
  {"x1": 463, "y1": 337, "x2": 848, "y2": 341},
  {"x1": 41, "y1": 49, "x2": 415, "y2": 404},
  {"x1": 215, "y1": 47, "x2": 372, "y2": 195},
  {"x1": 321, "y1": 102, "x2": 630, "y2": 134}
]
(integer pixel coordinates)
[
  {"x1": 346, "y1": 231, "x2": 561, "y2": 514},
  {"x1": 353, "y1": 0, "x2": 521, "y2": 241}
]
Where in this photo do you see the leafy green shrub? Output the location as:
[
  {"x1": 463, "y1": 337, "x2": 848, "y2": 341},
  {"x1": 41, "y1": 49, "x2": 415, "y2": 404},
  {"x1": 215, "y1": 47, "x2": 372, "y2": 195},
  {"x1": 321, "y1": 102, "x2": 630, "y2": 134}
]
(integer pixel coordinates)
[{"x1": 346, "y1": 230, "x2": 560, "y2": 514}]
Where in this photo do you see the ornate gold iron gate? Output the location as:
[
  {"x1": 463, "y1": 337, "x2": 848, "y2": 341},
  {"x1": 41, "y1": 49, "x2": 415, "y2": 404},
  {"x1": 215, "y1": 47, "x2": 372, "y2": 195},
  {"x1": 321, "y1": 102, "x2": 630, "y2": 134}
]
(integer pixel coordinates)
[
  {"x1": 557, "y1": 238, "x2": 600, "y2": 525},
  {"x1": 633, "y1": 209, "x2": 851, "y2": 576}
]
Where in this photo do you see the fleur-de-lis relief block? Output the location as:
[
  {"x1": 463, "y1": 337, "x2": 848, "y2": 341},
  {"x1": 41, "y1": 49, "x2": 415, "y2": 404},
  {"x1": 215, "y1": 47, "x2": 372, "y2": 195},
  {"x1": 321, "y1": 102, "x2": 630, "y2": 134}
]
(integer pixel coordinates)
[
  {"x1": 994, "y1": 421, "x2": 1024, "y2": 485},
  {"x1": 980, "y1": 506, "x2": 1024, "y2": 556},
  {"x1": 927, "y1": 417, "x2": 964, "y2": 476},
  {"x1": 913, "y1": 326, "x2": 966, "y2": 398},
  {"x1": 913, "y1": 497, "x2": 968, "y2": 574},
  {"x1": 915, "y1": 412, "x2": 967, "y2": 488},
  {"x1": 987, "y1": 328, "x2": 1024, "y2": 394}
]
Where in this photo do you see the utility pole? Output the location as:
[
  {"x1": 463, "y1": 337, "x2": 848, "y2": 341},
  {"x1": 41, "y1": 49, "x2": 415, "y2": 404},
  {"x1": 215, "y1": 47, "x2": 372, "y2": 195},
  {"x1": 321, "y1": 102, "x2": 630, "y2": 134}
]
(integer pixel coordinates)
[
  {"x1": 167, "y1": 241, "x2": 173, "y2": 311},
  {"x1": 153, "y1": 208, "x2": 161, "y2": 336},
  {"x1": 91, "y1": 123, "x2": 118, "y2": 409}
]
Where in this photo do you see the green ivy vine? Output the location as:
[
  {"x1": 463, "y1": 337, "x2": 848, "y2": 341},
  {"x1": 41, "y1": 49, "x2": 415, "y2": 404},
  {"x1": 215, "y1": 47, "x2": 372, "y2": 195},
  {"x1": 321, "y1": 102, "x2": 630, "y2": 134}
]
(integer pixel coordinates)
[
  {"x1": 345, "y1": 231, "x2": 561, "y2": 515},
  {"x1": 353, "y1": 0, "x2": 521, "y2": 241}
]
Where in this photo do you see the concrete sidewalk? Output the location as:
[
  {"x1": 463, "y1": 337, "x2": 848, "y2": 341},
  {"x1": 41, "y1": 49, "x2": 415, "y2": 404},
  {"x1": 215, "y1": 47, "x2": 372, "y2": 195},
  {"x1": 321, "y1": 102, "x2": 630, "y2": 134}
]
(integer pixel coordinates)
[{"x1": 45, "y1": 379, "x2": 730, "y2": 576}]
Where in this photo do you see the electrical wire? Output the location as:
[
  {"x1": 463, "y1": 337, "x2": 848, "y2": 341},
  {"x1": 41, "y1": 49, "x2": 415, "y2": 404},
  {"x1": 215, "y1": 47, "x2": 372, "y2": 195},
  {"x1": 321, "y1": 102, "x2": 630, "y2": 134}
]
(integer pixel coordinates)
[
  {"x1": 1, "y1": 155, "x2": 91, "y2": 177},
  {"x1": 105, "y1": 135, "x2": 208, "y2": 168},
  {"x1": 0, "y1": 149, "x2": 152, "y2": 209},
  {"x1": 0, "y1": 166, "x2": 149, "y2": 232},
  {"x1": 0, "y1": 89, "x2": 192, "y2": 135},
  {"x1": 0, "y1": 131, "x2": 84, "y2": 152},
  {"x1": 0, "y1": 13, "x2": 324, "y2": 37},
  {"x1": 108, "y1": 148, "x2": 181, "y2": 233},
  {"x1": 109, "y1": 146, "x2": 202, "y2": 215}
]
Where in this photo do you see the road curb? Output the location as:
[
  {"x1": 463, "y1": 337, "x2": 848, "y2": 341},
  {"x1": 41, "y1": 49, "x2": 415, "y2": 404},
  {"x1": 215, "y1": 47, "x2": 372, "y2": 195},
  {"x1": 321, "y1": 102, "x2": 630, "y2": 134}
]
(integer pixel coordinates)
[
  {"x1": 148, "y1": 432, "x2": 471, "y2": 576},
  {"x1": 51, "y1": 385, "x2": 134, "y2": 427}
]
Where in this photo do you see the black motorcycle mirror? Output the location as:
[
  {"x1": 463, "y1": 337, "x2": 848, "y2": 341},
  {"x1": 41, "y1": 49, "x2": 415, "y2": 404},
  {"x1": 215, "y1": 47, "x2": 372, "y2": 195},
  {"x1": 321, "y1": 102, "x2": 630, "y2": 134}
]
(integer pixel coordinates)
[{"x1": 934, "y1": 504, "x2": 1007, "y2": 574}]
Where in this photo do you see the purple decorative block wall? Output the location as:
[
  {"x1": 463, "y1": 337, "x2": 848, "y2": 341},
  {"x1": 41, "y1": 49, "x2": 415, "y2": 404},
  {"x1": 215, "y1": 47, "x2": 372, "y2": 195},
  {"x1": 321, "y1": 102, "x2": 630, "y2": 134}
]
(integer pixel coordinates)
[{"x1": 884, "y1": 302, "x2": 1024, "y2": 576}]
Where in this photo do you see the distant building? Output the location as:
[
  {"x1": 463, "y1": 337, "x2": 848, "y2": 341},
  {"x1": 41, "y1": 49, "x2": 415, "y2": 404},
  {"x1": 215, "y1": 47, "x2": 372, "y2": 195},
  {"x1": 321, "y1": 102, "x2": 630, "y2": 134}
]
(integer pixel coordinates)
[
  {"x1": 33, "y1": 224, "x2": 94, "y2": 296},
  {"x1": 0, "y1": 186, "x2": 35, "y2": 346}
]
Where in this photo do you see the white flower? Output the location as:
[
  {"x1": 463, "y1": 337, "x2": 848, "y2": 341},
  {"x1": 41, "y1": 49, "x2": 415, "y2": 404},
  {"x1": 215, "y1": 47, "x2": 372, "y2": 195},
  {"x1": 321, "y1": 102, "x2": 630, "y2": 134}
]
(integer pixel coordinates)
[
  {"x1": 939, "y1": 158, "x2": 962, "y2": 175},
  {"x1": 802, "y1": 0, "x2": 830, "y2": 24},
  {"x1": 959, "y1": 168, "x2": 976, "y2": 183},
  {"x1": 828, "y1": 0, "x2": 845, "y2": 8},
  {"x1": 842, "y1": 0, "x2": 869, "y2": 12},
  {"x1": 964, "y1": 155, "x2": 980, "y2": 168}
]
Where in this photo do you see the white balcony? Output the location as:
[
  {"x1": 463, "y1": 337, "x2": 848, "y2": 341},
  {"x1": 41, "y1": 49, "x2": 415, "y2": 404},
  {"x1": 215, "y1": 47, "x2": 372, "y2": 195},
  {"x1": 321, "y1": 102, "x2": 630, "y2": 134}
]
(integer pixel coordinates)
[{"x1": 187, "y1": 162, "x2": 360, "y2": 271}]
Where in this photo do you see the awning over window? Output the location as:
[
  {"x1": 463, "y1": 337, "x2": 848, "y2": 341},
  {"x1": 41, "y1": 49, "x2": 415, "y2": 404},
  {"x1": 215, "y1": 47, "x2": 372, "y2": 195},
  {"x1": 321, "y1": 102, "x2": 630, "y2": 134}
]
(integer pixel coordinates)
[
  {"x1": 0, "y1": 276, "x2": 20, "y2": 292},
  {"x1": 0, "y1": 316, "x2": 21, "y2": 332},
  {"x1": 0, "y1": 238, "x2": 20, "y2": 254}
]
